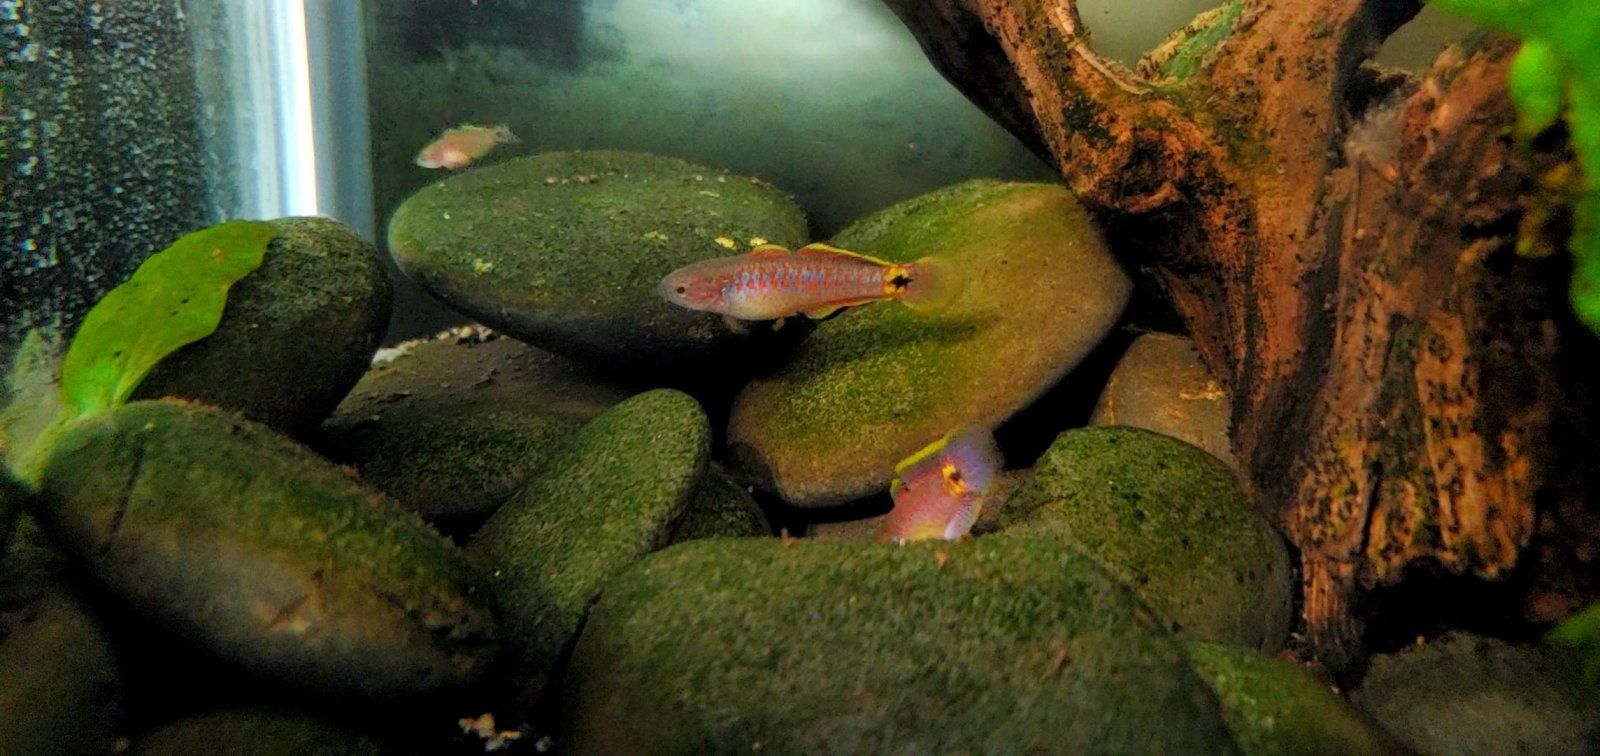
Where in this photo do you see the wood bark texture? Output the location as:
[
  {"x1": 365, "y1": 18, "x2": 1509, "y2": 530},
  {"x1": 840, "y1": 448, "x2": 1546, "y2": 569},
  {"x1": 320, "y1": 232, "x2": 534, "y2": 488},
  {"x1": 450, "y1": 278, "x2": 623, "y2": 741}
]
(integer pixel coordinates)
[{"x1": 883, "y1": 0, "x2": 1600, "y2": 667}]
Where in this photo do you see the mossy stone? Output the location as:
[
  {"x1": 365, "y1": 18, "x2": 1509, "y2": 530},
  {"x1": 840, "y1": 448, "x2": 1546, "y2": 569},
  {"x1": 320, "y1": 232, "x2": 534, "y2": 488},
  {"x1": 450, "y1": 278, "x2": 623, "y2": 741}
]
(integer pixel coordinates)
[
  {"x1": 1090, "y1": 332, "x2": 1237, "y2": 469},
  {"x1": 315, "y1": 327, "x2": 630, "y2": 526},
  {"x1": 387, "y1": 151, "x2": 808, "y2": 375},
  {"x1": 130, "y1": 709, "x2": 382, "y2": 756},
  {"x1": 469, "y1": 389, "x2": 711, "y2": 715},
  {"x1": 668, "y1": 464, "x2": 770, "y2": 543},
  {"x1": 0, "y1": 524, "x2": 122, "y2": 756},
  {"x1": 999, "y1": 427, "x2": 1292, "y2": 650},
  {"x1": 559, "y1": 536, "x2": 1239, "y2": 754},
  {"x1": 1185, "y1": 641, "x2": 1401, "y2": 755},
  {"x1": 134, "y1": 217, "x2": 393, "y2": 436},
  {"x1": 1353, "y1": 633, "x2": 1600, "y2": 755},
  {"x1": 728, "y1": 180, "x2": 1131, "y2": 507},
  {"x1": 34, "y1": 400, "x2": 495, "y2": 699}
]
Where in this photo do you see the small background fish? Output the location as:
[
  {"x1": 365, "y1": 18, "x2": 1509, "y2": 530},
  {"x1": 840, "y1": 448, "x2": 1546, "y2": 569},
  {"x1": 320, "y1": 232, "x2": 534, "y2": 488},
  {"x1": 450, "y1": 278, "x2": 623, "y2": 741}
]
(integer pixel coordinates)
[
  {"x1": 878, "y1": 426, "x2": 1002, "y2": 544},
  {"x1": 414, "y1": 124, "x2": 518, "y2": 170},
  {"x1": 657, "y1": 243, "x2": 961, "y2": 328}
]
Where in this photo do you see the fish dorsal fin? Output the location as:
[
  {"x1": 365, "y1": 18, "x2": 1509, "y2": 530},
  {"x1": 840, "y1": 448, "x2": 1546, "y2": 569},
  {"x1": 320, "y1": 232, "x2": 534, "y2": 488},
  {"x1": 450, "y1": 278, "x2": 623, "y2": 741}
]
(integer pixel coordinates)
[
  {"x1": 893, "y1": 433, "x2": 951, "y2": 481},
  {"x1": 746, "y1": 244, "x2": 791, "y2": 259},
  {"x1": 796, "y1": 243, "x2": 893, "y2": 266}
]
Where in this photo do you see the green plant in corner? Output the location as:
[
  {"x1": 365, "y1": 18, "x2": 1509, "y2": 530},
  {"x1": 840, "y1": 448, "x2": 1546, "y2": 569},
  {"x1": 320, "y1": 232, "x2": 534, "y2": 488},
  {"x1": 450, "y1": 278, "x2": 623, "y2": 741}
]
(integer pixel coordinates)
[
  {"x1": 1428, "y1": 0, "x2": 1600, "y2": 336},
  {"x1": 0, "y1": 220, "x2": 278, "y2": 483}
]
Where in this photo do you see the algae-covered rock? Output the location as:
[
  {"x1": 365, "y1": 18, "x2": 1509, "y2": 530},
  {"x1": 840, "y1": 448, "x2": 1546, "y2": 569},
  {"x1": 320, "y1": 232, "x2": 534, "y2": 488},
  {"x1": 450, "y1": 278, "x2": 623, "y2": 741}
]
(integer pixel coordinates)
[
  {"x1": 999, "y1": 427, "x2": 1292, "y2": 650},
  {"x1": 1185, "y1": 642, "x2": 1400, "y2": 755},
  {"x1": 1090, "y1": 332, "x2": 1237, "y2": 469},
  {"x1": 0, "y1": 523, "x2": 122, "y2": 756},
  {"x1": 130, "y1": 708, "x2": 382, "y2": 756},
  {"x1": 34, "y1": 400, "x2": 494, "y2": 699},
  {"x1": 728, "y1": 180, "x2": 1130, "y2": 507},
  {"x1": 669, "y1": 464, "x2": 770, "y2": 543},
  {"x1": 469, "y1": 389, "x2": 711, "y2": 714},
  {"x1": 1353, "y1": 633, "x2": 1600, "y2": 755},
  {"x1": 560, "y1": 536, "x2": 1239, "y2": 754},
  {"x1": 316, "y1": 326, "x2": 630, "y2": 526},
  {"x1": 387, "y1": 151, "x2": 808, "y2": 375},
  {"x1": 134, "y1": 217, "x2": 392, "y2": 436}
]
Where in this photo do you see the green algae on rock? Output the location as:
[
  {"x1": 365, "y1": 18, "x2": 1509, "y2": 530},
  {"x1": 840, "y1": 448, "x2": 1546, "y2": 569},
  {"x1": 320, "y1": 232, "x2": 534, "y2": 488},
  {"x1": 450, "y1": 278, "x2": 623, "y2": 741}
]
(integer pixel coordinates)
[
  {"x1": 0, "y1": 523, "x2": 122, "y2": 756},
  {"x1": 727, "y1": 180, "x2": 1130, "y2": 507},
  {"x1": 130, "y1": 708, "x2": 383, "y2": 756},
  {"x1": 559, "y1": 536, "x2": 1238, "y2": 754},
  {"x1": 469, "y1": 389, "x2": 711, "y2": 716},
  {"x1": 668, "y1": 463, "x2": 770, "y2": 543},
  {"x1": 1185, "y1": 641, "x2": 1400, "y2": 756},
  {"x1": 133, "y1": 218, "x2": 393, "y2": 436},
  {"x1": 999, "y1": 427, "x2": 1292, "y2": 651},
  {"x1": 34, "y1": 400, "x2": 494, "y2": 699},
  {"x1": 386, "y1": 151, "x2": 808, "y2": 375},
  {"x1": 1090, "y1": 332, "x2": 1237, "y2": 470},
  {"x1": 316, "y1": 326, "x2": 630, "y2": 527},
  {"x1": 1353, "y1": 633, "x2": 1600, "y2": 756}
]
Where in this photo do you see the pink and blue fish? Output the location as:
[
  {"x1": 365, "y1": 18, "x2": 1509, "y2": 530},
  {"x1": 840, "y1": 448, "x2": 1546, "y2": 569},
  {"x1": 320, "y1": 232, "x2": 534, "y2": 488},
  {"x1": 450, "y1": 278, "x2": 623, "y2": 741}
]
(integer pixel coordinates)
[
  {"x1": 657, "y1": 243, "x2": 960, "y2": 329},
  {"x1": 878, "y1": 426, "x2": 1002, "y2": 544}
]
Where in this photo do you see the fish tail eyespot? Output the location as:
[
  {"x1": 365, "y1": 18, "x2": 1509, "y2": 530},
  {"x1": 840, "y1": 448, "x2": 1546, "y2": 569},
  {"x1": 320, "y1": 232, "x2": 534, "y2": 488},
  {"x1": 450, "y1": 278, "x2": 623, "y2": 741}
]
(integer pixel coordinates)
[{"x1": 898, "y1": 256, "x2": 963, "y2": 312}]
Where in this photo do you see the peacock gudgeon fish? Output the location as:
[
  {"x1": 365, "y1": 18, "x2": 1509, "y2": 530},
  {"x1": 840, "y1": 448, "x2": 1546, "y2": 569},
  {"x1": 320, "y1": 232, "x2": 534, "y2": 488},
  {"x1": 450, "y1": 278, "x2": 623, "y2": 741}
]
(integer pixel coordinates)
[
  {"x1": 878, "y1": 426, "x2": 1002, "y2": 544},
  {"x1": 414, "y1": 124, "x2": 518, "y2": 170},
  {"x1": 657, "y1": 242, "x2": 960, "y2": 330}
]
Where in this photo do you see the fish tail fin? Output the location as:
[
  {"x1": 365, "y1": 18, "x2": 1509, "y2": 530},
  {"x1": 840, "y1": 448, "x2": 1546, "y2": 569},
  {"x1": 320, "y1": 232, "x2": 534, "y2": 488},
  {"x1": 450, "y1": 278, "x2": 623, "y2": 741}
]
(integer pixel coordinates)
[
  {"x1": 494, "y1": 125, "x2": 521, "y2": 144},
  {"x1": 899, "y1": 256, "x2": 962, "y2": 312}
]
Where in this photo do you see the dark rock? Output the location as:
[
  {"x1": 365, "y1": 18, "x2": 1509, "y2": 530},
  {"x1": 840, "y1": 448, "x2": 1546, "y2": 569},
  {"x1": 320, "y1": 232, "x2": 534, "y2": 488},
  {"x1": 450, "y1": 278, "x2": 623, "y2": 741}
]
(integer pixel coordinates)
[
  {"x1": 668, "y1": 464, "x2": 770, "y2": 543},
  {"x1": 129, "y1": 708, "x2": 382, "y2": 756},
  {"x1": 1090, "y1": 332, "x2": 1237, "y2": 469},
  {"x1": 0, "y1": 522, "x2": 122, "y2": 756},
  {"x1": 1353, "y1": 633, "x2": 1600, "y2": 755},
  {"x1": 315, "y1": 326, "x2": 629, "y2": 527},
  {"x1": 34, "y1": 400, "x2": 494, "y2": 699},
  {"x1": 1185, "y1": 641, "x2": 1401, "y2": 755},
  {"x1": 728, "y1": 180, "x2": 1130, "y2": 507},
  {"x1": 560, "y1": 536, "x2": 1239, "y2": 754},
  {"x1": 468, "y1": 389, "x2": 710, "y2": 717},
  {"x1": 134, "y1": 217, "x2": 393, "y2": 436},
  {"x1": 387, "y1": 151, "x2": 807, "y2": 377},
  {"x1": 1000, "y1": 427, "x2": 1293, "y2": 650}
]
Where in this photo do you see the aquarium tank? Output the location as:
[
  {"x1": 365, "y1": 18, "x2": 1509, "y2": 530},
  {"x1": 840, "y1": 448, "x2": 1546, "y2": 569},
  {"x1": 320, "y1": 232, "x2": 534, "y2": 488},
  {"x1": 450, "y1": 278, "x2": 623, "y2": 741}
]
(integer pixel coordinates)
[{"x1": 3, "y1": 0, "x2": 1599, "y2": 753}]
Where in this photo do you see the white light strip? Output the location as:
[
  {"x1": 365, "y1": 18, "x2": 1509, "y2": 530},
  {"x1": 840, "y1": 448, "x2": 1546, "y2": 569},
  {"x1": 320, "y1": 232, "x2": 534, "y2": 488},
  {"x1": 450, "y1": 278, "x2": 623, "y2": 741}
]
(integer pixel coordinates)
[{"x1": 270, "y1": 0, "x2": 319, "y2": 216}]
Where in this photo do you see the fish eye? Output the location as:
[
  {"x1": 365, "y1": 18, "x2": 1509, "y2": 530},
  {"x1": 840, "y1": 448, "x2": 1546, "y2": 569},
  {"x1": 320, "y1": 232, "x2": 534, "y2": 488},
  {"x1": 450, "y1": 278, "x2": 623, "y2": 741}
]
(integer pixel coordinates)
[{"x1": 675, "y1": 285, "x2": 688, "y2": 294}]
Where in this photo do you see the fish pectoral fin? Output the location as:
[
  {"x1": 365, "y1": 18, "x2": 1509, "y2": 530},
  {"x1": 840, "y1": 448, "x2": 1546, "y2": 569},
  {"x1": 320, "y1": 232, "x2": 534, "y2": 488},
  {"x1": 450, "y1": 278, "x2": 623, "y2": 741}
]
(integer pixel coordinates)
[
  {"x1": 722, "y1": 315, "x2": 749, "y2": 334},
  {"x1": 801, "y1": 305, "x2": 844, "y2": 320},
  {"x1": 771, "y1": 317, "x2": 787, "y2": 331},
  {"x1": 795, "y1": 243, "x2": 894, "y2": 266}
]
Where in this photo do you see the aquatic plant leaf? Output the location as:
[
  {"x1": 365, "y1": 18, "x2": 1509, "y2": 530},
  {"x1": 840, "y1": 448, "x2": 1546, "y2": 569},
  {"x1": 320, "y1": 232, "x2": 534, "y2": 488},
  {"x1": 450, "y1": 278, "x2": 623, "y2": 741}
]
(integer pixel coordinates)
[
  {"x1": 59, "y1": 220, "x2": 277, "y2": 417},
  {"x1": 1429, "y1": 0, "x2": 1600, "y2": 335},
  {"x1": 1546, "y1": 602, "x2": 1600, "y2": 683}
]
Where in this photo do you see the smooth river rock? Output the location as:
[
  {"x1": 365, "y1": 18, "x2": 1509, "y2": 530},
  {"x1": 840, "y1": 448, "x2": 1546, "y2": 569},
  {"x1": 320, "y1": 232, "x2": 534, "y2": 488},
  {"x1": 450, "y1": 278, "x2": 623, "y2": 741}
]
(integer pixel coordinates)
[
  {"x1": 1090, "y1": 331, "x2": 1237, "y2": 469},
  {"x1": 559, "y1": 535, "x2": 1239, "y2": 754},
  {"x1": 316, "y1": 325, "x2": 630, "y2": 528},
  {"x1": 134, "y1": 217, "x2": 393, "y2": 436},
  {"x1": 469, "y1": 389, "x2": 711, "y2": 718},
  {"x1": 387, "y1": 150, "x2": 808, "y2": 378},
  {"x1": 34, "y1": 400, "x2": 495, "y2": 699},
  {"x1": 1000, "y1": 427, "x2": 1293, "y2": 651},
  {"x1": 728, "y1": 180, "x2": 1131, "y2": 507}
]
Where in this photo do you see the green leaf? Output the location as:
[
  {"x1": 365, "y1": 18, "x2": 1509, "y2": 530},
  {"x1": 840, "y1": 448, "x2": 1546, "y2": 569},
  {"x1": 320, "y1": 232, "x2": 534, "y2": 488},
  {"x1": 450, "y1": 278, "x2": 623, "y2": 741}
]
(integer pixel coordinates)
[
  {"x1": 1507, "y1": 41, "x2": 1565, "y2": 141},
  {"x1": 59, "y1": 220, "x2": 277, "y2": 417},
  {"x1": 1547, "y1": 602, "x2": 1600, "y2": 683}
]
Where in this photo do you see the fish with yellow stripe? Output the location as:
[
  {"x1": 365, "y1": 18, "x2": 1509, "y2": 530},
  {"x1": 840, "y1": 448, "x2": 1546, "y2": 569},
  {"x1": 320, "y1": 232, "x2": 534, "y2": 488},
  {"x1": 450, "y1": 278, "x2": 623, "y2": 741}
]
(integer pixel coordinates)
[
  {"x1": 878, "y1": 426, "x2": 1002, "y2": 544},
  {"x1": 657, "y1": 242, "x2": 961, "y2": 330}
]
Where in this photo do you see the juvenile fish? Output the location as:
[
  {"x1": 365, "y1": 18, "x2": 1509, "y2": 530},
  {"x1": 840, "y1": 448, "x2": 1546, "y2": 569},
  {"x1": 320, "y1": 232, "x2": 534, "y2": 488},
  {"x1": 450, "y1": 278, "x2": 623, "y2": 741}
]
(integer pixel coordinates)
[
  {"x1": 657, "y1": 243, "x2": 960, "y2": 329},
  {"x1": 414, "y1": 124, "x2": 518, "y2": 170},
  {"x1": 878, "y1": 426, "x2": 1002, "y2": 544}
]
